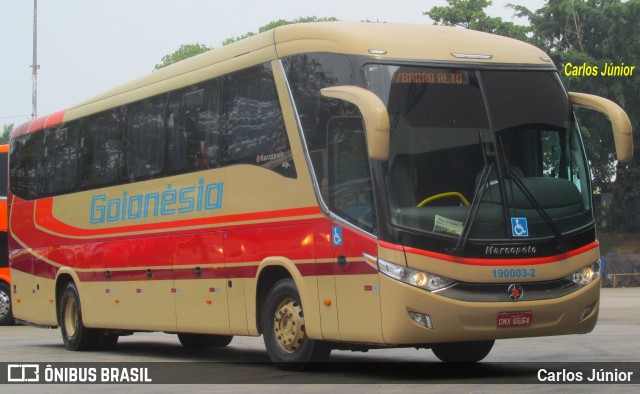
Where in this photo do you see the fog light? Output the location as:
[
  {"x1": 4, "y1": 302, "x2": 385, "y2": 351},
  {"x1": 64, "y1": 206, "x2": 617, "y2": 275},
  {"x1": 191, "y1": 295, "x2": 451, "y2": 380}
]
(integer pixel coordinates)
[
  {"x1": 580, "y1": 302, "x2": 596, "y2": 321},
  {"x1": 409, "y1": 311, "x2": 433, "y2": 330}
]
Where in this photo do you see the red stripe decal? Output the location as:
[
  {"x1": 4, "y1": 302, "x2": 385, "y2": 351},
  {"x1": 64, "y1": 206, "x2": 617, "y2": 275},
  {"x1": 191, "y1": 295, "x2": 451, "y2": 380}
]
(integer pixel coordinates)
[{"x1": 403, "y1": 241, "x2": 599, "y2": 266}]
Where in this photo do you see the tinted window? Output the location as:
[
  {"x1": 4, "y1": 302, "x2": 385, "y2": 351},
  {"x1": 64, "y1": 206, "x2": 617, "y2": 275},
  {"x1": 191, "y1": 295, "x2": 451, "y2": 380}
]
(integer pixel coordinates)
[
  {"x1": 167, "y1": 79, "x2": 222, "y2": 174},
  {"x1": 283, "y1": 53, "x2": 360, "y2": 200},
  {"x1": 10, "y1": 132, "x2": 44, "y2": 200},
  {"x1": 78, "y1": 110, "x2": 125, "y2": 190},
  {"x1": 481, "y1": 71, "x2": 569, "y2": 131},
  {"x1": 43, "y1": 125, "x2": 80, "y2": 196},
  {"x1": 222, "y1": 63, "x2": 296, "y2": 178},
  {"x1": 10, "y1": 61, "x2": 296, "y2": 200},
  {"x1": 283, "y1": 53, "x2": 359, "y2": 153},
  {"x1": 127, "y1": 96, "x2": 166, "y2": 181},
  {"x1": 328, "y1": 117, "x2": 376, "y2": 233}
]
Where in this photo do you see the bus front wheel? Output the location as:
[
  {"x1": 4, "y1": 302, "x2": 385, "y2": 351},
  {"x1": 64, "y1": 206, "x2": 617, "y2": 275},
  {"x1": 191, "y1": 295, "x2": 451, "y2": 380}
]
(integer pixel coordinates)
[
  {"x1": 431, "y1": 340, "x2": 495, "y2": 363},
  {"x1": 262, "y1": 278, "x2": 331, "y2": 370},
  {"x1": 59, "y1": 282, "x2": 100, "y2": 351}
]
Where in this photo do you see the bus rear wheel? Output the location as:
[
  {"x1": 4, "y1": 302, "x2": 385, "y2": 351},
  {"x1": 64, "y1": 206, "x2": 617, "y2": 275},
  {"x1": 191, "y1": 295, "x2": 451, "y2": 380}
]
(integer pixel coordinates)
[
  {"x1": 431, "y1": 340, "x2": 495, "y2": 363},
  {"x1": 262, "y1": 278, "x2": 331, "y2": 370},
  {"x1": 178, "y1": 333, "x2": 233, "y2": 348},
  {"x1": 59, "y1": 282, "x2": 100, "y2": 351},
  {"x1": 0, "y1": 282, "x2": 14, "y2": 326}
]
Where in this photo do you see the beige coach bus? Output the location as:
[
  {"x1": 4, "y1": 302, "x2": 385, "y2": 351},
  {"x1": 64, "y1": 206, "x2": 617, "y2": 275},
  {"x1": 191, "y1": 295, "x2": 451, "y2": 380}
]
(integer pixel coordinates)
[{"x1": 9, "y1": 22, "x2": 632, "y2": 369}]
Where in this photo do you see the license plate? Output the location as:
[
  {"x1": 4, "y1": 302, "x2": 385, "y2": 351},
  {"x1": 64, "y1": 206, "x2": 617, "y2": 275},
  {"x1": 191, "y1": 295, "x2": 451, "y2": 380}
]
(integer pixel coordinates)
[{"x1": 497, "y1": 311, "x2": 533, "y2": 328}]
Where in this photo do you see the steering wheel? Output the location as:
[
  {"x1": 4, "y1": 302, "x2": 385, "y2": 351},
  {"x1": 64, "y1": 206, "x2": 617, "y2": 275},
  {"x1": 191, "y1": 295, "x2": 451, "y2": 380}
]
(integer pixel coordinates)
[{"x1": 417, "y1": 192, "x2": 470, "y2": 207}]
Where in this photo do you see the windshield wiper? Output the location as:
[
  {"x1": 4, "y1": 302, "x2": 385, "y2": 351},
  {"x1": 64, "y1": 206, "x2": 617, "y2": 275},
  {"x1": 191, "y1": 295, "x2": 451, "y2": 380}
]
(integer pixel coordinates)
[
  {"x1": 505, "y1": 170, "x2": 568, "y2": 253},
  {"x1": 450, "y1": 132, "x2": 494, "y2": 255},
  {"x1": 450, "y1": 164, "x2": 493, "y2": 255}
]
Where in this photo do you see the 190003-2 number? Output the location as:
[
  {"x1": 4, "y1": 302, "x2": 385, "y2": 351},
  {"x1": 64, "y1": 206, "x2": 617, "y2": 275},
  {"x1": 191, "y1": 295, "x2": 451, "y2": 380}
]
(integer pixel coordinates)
[{"x1": 492, "y1": 268, "x2": 536, "y2": 279}]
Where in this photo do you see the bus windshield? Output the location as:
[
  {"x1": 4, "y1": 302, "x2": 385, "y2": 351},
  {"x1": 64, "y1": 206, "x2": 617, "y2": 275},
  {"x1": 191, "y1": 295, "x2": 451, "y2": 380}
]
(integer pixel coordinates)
[{"x1": 365, "y1": 65, "x2": 593, "y2": 240}]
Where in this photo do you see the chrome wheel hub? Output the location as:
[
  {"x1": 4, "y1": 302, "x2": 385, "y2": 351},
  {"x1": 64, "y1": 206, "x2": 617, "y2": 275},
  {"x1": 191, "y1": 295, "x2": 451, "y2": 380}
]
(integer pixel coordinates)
[{"x1": 0, "y1": 290, "x2": 9, "y2": 317}]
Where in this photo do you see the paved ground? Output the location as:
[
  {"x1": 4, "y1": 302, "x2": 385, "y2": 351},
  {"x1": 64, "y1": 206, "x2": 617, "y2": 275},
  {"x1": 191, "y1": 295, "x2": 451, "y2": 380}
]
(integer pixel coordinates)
[{"x1": 1, "y1": 287, "x2": 638, "y2": 393}]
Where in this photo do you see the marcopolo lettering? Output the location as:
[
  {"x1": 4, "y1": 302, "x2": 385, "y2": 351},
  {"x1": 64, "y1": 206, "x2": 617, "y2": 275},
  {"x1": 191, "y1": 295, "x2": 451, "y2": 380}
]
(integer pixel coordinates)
[
  {"x1": 485, "y1": 245, "x2": 537, "y2": 256},
  {"x1": 90, "y1": 179, "x2": 223, "y2": 224}
]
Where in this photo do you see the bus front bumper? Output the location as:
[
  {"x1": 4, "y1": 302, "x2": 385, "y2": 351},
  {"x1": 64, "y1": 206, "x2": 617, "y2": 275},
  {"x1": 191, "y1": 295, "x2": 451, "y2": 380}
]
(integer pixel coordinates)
[{"x1": 379, "y1": 274, "x2": 600, "y2": 345}]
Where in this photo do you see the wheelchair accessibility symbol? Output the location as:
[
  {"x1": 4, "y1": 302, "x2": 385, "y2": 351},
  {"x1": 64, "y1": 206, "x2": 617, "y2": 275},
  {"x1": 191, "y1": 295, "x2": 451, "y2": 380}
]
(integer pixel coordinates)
[
  {"x1": 511, "y1": 217, "x2": 529, "y2": 237},
  {"x1": 332, "y1": 226, "x2": 343, "y2": 246}
]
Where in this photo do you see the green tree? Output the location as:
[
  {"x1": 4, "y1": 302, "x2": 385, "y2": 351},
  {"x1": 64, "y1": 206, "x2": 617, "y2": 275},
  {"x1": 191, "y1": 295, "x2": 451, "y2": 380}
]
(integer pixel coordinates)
[
  {"x1": 512, "y1": 0, "x2": 640, "y2": 231},
  {"x1": 154, "y1": 43, "x2": 211, "y2": 70},
  {"x1": 426, "y1": 0, "x2": 640, "y2": 231},
  {"x1": 155, "y1": 17, "x2": 338, "y2": 70},
  {"x1": 1, "y1": 124, "x2": 12, "y2": 144},
  {"x1": 425, "y1": 0, "x2": 530, "y2": 40}
]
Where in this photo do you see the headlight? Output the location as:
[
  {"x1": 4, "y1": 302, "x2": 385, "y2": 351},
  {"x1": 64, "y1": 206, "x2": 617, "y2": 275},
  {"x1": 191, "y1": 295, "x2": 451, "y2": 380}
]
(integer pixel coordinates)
[
  {"x1": 568, "y1": 260, "x2": 601, "y2": 286},
  {"x1": 378, "y1": 258, "x2": 455, "y2": 291}
]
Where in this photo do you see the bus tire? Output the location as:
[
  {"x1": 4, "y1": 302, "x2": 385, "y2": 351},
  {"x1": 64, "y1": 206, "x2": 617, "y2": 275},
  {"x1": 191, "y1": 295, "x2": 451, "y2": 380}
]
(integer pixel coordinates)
[
  {"x1": 0, "y1": 282, "x2": 15, "y2": 326},
  {"x1": 262, "y1": 278, "x2": 331, "y2": 370},
  {"x1": 0, "y1": 282, "x2": 14, "y2": 326},
  {"x1": 431, "y1": 340, "x2": 495, "y2": 363},
  {"x1": 177, "y1": 333, "x2": 233, "y2": 348},
  {"x1": 97, "y1": 332, "x2": 119, "y2": 350},
  {"x1": 59, "y1": 282, "x2": 100, "y2": 351}
]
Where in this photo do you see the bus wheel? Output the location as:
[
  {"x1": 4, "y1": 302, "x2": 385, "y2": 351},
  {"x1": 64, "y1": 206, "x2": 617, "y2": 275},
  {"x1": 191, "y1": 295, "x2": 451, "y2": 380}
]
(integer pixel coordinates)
[
  {"x1": 178, "y1": 333, "x2": 233, "y2": 348},
  {"x1": 262, "y1": 278, "x2": 331, "y2": 370},
  {"x1": 431, "y1": 340, "x2": 495, "y2": 363},
  {"x1": 0, "y1": 282, "x2": 15, "y2": 326},
  {"x1": 59, "y1": 282, "x2": 100, "y2": 351},
  {"x1": 98, "y1": 332, "x2": 120, "y2": 350}
]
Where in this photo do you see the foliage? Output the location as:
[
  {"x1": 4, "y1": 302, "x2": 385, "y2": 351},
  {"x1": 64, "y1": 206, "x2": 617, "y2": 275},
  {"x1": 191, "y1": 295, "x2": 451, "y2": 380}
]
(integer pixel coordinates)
[
  {"x1": 426, "y1": 0, "x2": 640, "y2": 232},
  {"x1": 425, "y1": 0, "x2": 530, "y2": 40},
  {"x1": 1, "y1": 124, "x2": 12, "y2": 144},
  {"x1": 221, "y1": 16, "x2": 339, "y2": 46},
  {"x1": 155, "y1": 17, "x2": 338, "y2": 70},
  {"x1": 154, "y1": 43, "x2": 211, "y2": 70}
]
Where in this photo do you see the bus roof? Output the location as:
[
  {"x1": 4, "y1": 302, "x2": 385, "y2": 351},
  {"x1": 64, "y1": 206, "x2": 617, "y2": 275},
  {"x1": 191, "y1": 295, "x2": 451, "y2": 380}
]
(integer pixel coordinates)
[{"x1": 13, "y1": 22, "x2": 552, "y2": 138}]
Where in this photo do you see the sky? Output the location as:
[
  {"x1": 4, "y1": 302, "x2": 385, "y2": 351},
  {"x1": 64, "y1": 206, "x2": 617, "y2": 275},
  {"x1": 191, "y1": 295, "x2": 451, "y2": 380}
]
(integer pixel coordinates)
[{"x1": 0, "y1": 0, "x2": 545, "y2": 126}]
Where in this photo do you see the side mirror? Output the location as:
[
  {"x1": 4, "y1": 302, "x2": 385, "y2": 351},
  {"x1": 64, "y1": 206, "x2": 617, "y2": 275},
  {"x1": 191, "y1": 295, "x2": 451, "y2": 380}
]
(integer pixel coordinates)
[
  {"x1": 320, "y1": 86, "x2": 390, "y2": 161},
  {"x1": 569, "y1": 92, "x2": 633, "y2": 162}
]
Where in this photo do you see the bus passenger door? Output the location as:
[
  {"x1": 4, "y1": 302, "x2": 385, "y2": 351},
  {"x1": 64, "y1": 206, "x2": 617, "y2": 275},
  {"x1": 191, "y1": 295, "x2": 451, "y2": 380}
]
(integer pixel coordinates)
[
  {"x1": 327, "y1": 116, "x2": 383, "y2": 343},
  {"x1": 173, "y1": 232, "x2": 230, "y2": 334}
]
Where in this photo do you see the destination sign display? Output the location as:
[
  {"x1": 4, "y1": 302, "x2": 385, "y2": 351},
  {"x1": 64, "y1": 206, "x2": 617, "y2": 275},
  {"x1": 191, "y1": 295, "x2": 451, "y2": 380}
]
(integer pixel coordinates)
[{"x1": 391, "y1": 68, "x2": 469, "y2": 85}]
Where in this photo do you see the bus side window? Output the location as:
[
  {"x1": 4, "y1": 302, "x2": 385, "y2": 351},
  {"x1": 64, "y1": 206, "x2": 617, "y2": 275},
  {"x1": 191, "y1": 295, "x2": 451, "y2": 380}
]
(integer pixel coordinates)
[
  {"x1": 10, "y1": 132, "x2": 44, "y2": 200},
  {"x1": 43, "y1": 125, "x2": 79, "y2": 196},
  {"x1": 78, "y1": 110, "x2": 125, "y2": 190},
  {"x1": 221, "y1": 63, "x2": 296, "y2": 178},
  {"x1": 127, "y1": 96, "x2": 166, "y2": 181},
  {"x1": 167, "y1": 79, "x2": 222, "y2": 175}
]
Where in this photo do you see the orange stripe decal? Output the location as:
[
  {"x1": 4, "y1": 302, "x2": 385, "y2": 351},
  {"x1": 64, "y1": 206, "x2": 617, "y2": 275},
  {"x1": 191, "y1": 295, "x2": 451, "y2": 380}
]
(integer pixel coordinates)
[{"x1": 34, "y1": 198, "x2": 322, "y2": 238}]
